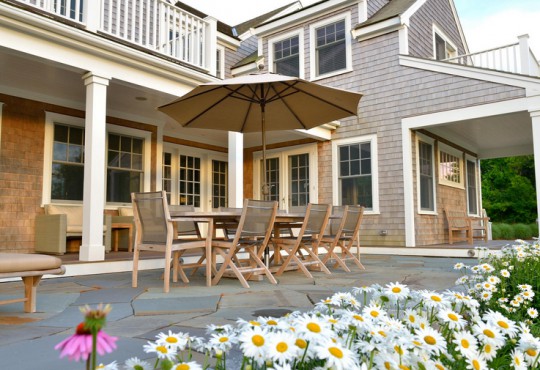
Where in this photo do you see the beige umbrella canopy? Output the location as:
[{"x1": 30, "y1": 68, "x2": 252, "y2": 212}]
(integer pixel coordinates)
[{"x1": 158, "y1": 72, "x2": 363, "y2": 197}]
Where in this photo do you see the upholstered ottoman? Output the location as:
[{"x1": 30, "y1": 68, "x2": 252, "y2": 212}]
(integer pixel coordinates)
[{"x1": 0, "y1": 253, "x2": 65, "y2": 312}]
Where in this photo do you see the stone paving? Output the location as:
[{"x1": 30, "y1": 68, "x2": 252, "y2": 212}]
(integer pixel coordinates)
[{"x1": 0, "y1": 254, "x2": 467, "y2": 369}]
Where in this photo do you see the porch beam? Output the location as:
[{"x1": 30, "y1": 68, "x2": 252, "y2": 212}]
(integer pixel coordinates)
[{"x1": 80, "y1": 72, "x2": 110, "y2": 261}]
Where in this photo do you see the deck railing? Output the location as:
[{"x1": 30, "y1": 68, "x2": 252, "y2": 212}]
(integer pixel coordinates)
[
  {"x1": 13, "y1": 0, "x2": 215, "y2": 71},
  {"x1": 444, "y1": 35, "x2": 540, "y2": 77}
]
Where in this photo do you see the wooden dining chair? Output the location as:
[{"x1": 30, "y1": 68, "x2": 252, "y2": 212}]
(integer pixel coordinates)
[
  {"x1": 319, "y1": 205, "x2": 352, "y2": 271},
  {"x1": 272, "y1": 203, "x2": 332, "y2": 279},
  {"x1": 326, "y1": 205, "x2": 365, "y2": 270},
  {"x1": 216, "y1": 206, "x2": 242, "y2": 240},
  {"x1": 131, "y1": 191, "x2": 209, "y2": 293},
  {"x1": 211, "y1": 199, "x2": 278, "y2": 288}
]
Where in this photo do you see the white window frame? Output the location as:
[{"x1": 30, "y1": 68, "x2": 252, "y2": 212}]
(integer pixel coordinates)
[
  {"x1": 42, "y1": 112, "x2": 151, "y2": 206},
  {"x1": 438, "y1": 142, "x2": 464, "y2": 189},
  {"x1": 332, "y1": 134, "x2": 379, "y2": 214},
  {"x1": 465, "y1": 154, "x2": 480, "y2": 217},
  {"x1": 268, "y1": 29, "x2": 305, "y2": 79},
  {"x1": 216, "y1": 45, "x2": 225, "y2": 79},
  {"x1": 416, "y1": 133, "x2": 437, "y2": 215},
  {"x1": 432, "y1": 24, "x2": 457, "y2": 60},
  {"x1": 309, "y1": 12, "x2": 353, "y2": 81},
  {"x1": 253, "y1": 144, "x2": 318, "y2": 211}
]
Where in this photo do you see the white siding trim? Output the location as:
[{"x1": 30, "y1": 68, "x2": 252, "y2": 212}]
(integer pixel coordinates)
[
  {"x1": 267, "y1": 28, "x2": 305, "y2": 79},
  {"x1": 357, "y1": 0, "x2": 367, "y2": 23},
  {"x1": 415, "y1": 133, "x2": 437, "y2": 215},
  {"x1": 332, "y1": 134, "x2": 379, "y2": 214},
  {"x1": 465, "y1": 154, "x2": 480, "y2": 217},
  {"x1": 432, "y1": 23, "x2": 457, "y2": 60},
  {"x1": 399, "y1": 24, "x2": 409, "y2": 55},
  {"x1": 402, "y1": 127, "x2": 416, "y2": 246}
]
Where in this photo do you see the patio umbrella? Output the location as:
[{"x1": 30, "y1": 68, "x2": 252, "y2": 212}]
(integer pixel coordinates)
[{"x1": 158, "y1": 72, "x2": 363, "y2": 198}]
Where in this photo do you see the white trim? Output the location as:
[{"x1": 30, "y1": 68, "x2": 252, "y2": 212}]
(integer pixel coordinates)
[
  {"x1": 402, "y1": 127, "x2": 415, "y2": 246},
  {"x1": 267, "y1": 28, "x2": 305, "y2": 79},
  {"x1": 331, "y1": 134, "x2": 379, "y2": 214},
  {"x1": 438, "y1": 142, "x2": 464, "y2": 189},
  {"x1": 447, "y1": 0, "x2": 470, "y2": 55},
  {"x1": 216, "y1": 33, "x2": 241, "y2": 50},
  {"x1": 399, "y1": 55, "x2": 540, "y2": 92},
  {"x1": 399, "y1": 25, "x2": 409, "y2": 55},
  {"x1": 252, "y1": 144, "x2": 318, "y2": 210},
  {"x1": 216, "y1": 45, "x2": 225, "y2": 79},
  {"x1": 465, "y1": 154, "x2": 480, "y2": 217},
  {"x1": 432, "y1": 23, "x2": 457, "y2": 60},
  {"x1": 309, "y1": 12, "x2": 353, "y2": 81},
  {"x1": 415, "y1": 133, "x2": 437, "y2": 215},
  {"x1": 357, "y1": 0, "x2": 367, "y2": 23},
  {"x1": 352, "y1": 16, "x2": 401, "y2": 42},
  {"x1": 401, "y1": 0, "x2": 428, "y2": 24}
]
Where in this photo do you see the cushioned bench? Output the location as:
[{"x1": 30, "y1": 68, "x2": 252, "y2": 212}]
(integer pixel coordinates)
[{"x1": 0, "y1": 253, "x2": 65, "y2": 312}]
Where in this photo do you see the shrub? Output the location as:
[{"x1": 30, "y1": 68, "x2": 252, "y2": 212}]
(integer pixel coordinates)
[
  {"x1": 491, "y1": 223, "x2": 502, "y2": 240},
  {"x1": 513, "y1": 223, "x2": 533, "y2": 240},
  {"x1": 530, "y1": 223, "x2": 539, "y2": 238},
  {"x1": 497, "y1": 223, "x2": 515, "y2": 240}
]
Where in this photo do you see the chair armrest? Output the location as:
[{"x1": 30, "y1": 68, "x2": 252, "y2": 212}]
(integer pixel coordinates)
[
  {"x1": 34, "y1": 214, "x2": 67, "y2": 255},
  {"x1": 111, "y1": 215, "x2": 134, "y2": 224}
]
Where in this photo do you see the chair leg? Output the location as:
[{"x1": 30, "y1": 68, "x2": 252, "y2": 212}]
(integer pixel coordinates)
[
  {"x1": 132, "y1": 248, "x2": 140, "y2": 288},
  {"x1": 302, "y1": 244, "x2": 331, "y2": 274},
  {"x1": 212, "y1": 247, "x2": 250, "y2": 288},
  {"x1": 23, "y1": 275, "x2": 41, "y2": 313},
  {"x1": 163, "y1": 249, "x2": 172, "y2": 293},
  {"x1": 246, "y1": 248, "x2": 277, "y2": 285}
]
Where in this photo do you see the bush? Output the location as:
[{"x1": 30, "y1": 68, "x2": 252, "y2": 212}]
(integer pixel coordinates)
[
  {"x1": 530, "y1": 223, "x2": 539, "y2": 238},
  {"x1": 513, "y1": 223, "x2": 533, "y2": 240},
  {"x1": 497, "y1": 223, "x2": 515, "y2": 240},
  {"x1": 491, "y1": 223, "x2": 502, "y2": 240}
]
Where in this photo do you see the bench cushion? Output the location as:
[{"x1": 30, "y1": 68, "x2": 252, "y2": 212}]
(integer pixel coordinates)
[
  {"x1": 0, "y1": 253, "x2": 62, "y2": 274},
  {"x1": 46, "y1": 204, "x2": 83, "y2": 228},
  {"x1": 118, "y1": 207, "x2": 134, "y2": 217}
]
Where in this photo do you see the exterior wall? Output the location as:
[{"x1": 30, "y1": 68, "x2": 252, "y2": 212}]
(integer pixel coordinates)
[
  {"x1": 0, "y1": 93, "x2": 158, "y2": 253},
  {"x1": 224, "y1": 35, "x2": 258, "y2": 77},
  {"x1": 367, "y1": 0, "x2": 390, "y2": 18},
  {"x1": 408, "y1": 0, "x2": 466, "y2": 58}
]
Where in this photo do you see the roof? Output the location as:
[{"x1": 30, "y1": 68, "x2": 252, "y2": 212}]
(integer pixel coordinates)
[
  {"x1": 233, "y1": 2, "x2": 298, "y2": 35},
  {"x1": 354, "y1": 0, "x2": 417, "y2": 29},
  {"x1": 232, "y1": 51, "x2": 259, "y2": 69},
  {"x1": 174, "y1": 1, "x2": 237, "y2": 39}
]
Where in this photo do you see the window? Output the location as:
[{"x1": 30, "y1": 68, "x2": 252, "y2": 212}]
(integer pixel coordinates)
[
  {"x1": 273, "y1": 35, "x2": 300, "y2": 77},
  {"x1": 438, "y1": 143, "x2": 463, "y2": 188},
  {"x1": 163, "y1": 152, "x2": 173, "y2": 203},
  {"x1": 261, "y1": 157, "x2": 280, "y2": 202},
  {"x1": 466, "y1": 158, "x2": 478, "y2": 215},
  {"x1": 310, "y1": 13, "x2": 352, "y2": 79},
  {"x1": 51, "y1": 124, "x2": 85, "y2": 201},
  {"x1": 289, "y1": 153, "x2": 309, "y2": 209},
  {"x1": 212, "y1": 160, "x2": 228, "y2": 208},
  {"x1": 179, "y1": 155, "x2": 201, "y2": 207},
  {"x1": 107, "y1": 133, "x2": 143, "y2": 203},
  {"x1": 417, "y1": 136, "x2": 436, "y2": 213},
  {"x1": 216, "y1": 47, "x2": 225, "y2": 79},
  {"x1": 433, "y1": 25, "x2": 457, "y2": 60}
]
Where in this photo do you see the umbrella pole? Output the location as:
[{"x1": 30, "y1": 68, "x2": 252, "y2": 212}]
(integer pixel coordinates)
[{"x1": 261, "y1": 102, "x2": 271, "y2": 268}]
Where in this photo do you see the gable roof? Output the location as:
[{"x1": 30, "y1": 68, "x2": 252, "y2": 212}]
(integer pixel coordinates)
[
  {"x1": 354, "y1": 0, "x2": 417, "y2": 29},
  {"x1": 234, "y1": 2, "x2": 298, "y2": 35}
]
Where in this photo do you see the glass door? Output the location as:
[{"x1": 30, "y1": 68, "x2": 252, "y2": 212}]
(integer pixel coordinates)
[{"x1": 288, "y1": 153, "x2": 309, "y2": 212}]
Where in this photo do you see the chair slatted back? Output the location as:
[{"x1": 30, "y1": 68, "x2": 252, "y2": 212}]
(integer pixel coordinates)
[
  {"x1": 132, "y1": 191, "x2": 170, "y2": 244},
  {"x1": 169, "y1": 204, "x2": 200, "y2": 238},
  {"x1": 304, "y1": 203, "x2": 332, "y2": 236},
  {"x1": 341, "y1": 205, "x2": 364, "y2": 237},
  {"x1": 329, "y1": 205, "x2": 348, "y2": 235},
  {"x1": 235, "y1": 200, "x2": 277, "y2": 242}
]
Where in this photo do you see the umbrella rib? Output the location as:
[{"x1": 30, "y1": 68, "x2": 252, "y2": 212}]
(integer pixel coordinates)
[
  {"x1": 159, "y1": 85, "x2": 225, "y2": 108},
  {"x1": 289, "y1": 82, "x2": 359, "y2": 116},
  {"x1": 268, "y1": 83, "x2": 309, "y2": 129}
]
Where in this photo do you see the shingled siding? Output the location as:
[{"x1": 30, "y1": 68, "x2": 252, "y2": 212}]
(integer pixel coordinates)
[
  {"x1": 224, "y1": 35, "x2": 258, "y2": 78},
  {"x1": 408, "y1": 0, "x2": 466, "y2": 58},
  {"x1": 367, "y1": 0, "x2": 390, "y2": 18}
]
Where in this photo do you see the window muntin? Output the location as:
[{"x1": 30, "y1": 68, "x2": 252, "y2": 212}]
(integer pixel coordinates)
[
  {"x1": 289, "y1": 153, "x2": 309, "y2": 209},
  {"x1": 107, "y1": 133, "x2": 143, "y2": 203},
  {"x1": 51, "y1": 124, "x2": 85, "y2": 201},
  {"x1": 338, "y1": 142, "x2": 372, "y2": 208},
  {"x1": 212, "y1": 160, "x2": 228, "y2": 209},
  {"x1": 261, "y1": 157, "x2": 280, "y2": 202},
  {"x1": 274, "y1": 35, "x2": 300, "y2": 77},
  {"x1": 179, "y1": 155, "x2": 201, "y2": 207},
  {"x1": 433, "y1": 25, "x2": 457, "y2": 61},
  {"x1": 163, "y1": 152, "x2": 172, "y2": 203},
  {"x1": 418, "y1": 141, "x2": 435, "y2": 212},
  {"x1": 315, "y1": 19, "x2": 346, "y2": 76},
  {"x1": 466, "y1": 159, "x2": 478, "y2": 215}
]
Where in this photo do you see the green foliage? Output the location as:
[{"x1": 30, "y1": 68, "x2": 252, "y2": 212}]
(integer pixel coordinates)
[
  {"x1": 497, "y1": 223, "x2": 515, "y2": 240},
  {"x1": 530, "y1": 223, "x2": 539, "y2": 238},
  {"x1": 481, "y1": 155, "x2": 537, "y2": 223},
  {"x1": 513, "y1": 223, "x2": 533, "y2": 240},
  {"x1": 491, "y1": 223, "x2": 502, "y2": 240}
]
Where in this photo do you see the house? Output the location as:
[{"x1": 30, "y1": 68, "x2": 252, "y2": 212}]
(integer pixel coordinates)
[{"x1": 1, "y1": 0, "x2": 539, "y2": 267}]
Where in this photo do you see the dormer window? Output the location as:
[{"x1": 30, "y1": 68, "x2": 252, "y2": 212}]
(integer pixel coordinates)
[
  {"x1": 433, "y1": 25, "x2": 457, "y2": 61},
  {"x1": 274, "y1": 35, "x2": 300, "y2": 77}
]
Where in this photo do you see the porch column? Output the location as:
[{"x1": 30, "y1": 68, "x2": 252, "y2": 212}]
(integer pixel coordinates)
[
  {"x1": 531, "y1": 109, "x2": 540, "y2": 237},
  {"x1": 80, "y1": 72, "x2": 110, "y2": 261},
  {"x1": 228, "y1": 132, "x2": 243, "y2": 207}
]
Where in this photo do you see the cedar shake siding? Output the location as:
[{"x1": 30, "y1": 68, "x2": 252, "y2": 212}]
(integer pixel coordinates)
[{"x1": 367, "y1": 0, "x2": 391, "y2": 18}]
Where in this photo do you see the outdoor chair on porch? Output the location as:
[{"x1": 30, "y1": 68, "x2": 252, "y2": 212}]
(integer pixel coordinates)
[
  {"x1": 319, "y1": 205, "x2": 351, "y2": 271},
  {"x1": 211, "y1": 199, "x2": 278, "y2": 288},
  {"x1": 322, "y1": 205, "x2": 365, "y2": 270},
  {"x1": 272, "y1": 203, "x2": 332, "y2": 279},
  {"x1": 131, "y1": 191, "x2": 208, "y2": 293}
]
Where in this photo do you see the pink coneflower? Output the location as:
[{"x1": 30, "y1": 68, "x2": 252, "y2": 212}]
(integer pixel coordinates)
[{"x1": 55, "y1": 322, "x2": 118, "y2": 362}]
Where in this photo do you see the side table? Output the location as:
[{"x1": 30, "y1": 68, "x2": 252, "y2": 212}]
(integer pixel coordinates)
[{"x1": 111, "y1": 222, "x2": 133, "y2": 252}]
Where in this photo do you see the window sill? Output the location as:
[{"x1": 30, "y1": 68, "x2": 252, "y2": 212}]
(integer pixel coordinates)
[
  {"x1": 438, "y1": 181, "x2": 465, "y2": 190},
  {"x1": 310, "y1": 67, "x2": 353, "y2": 82},
  {"x1": 418, "y1": 210, "x2": 438, "y2": 216}
]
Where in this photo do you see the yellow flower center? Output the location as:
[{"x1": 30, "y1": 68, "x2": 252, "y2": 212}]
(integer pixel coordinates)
[
  {"x1": 448, "y1": 313, "x2": 458, "y2": 321},
  {"x1": 413, "y1": 340, "x2": 422, "y2": 346},
  {"x1": 484, "y1": 344, "x2": 492, "y2": 353},
  {"x1": 384, "y1": 362, "x2": 391, "y2": 370},
  {"x1": 392, "y1": 287, "x2": 402, "y2": 293},
  {"x1": 276, "y1": 342, "x2": 288, "y2": 353},
  {"x1": 483, "y1": 329, "x2": 495, "y2": 338},
  {"x1": 157, "y1": 345, "x2": 168, "y2": 354},
  {"x1": 424, "y1": 336, "x2": 437, "y2": 345},
  {"x1": 176, "y1": 365, "x2": 190, "y2": 370},
  {"x1": 497, "y1": 321, "x2": 509, "y2": 329},
  {"x1": 526, "y1": 349, "x2": 538, "y2": 357},
  {"x1": 353, "y1": 315, "x2": 364, "y2": 322},
  {"x1": 370, "y1": 311, "x2": 379, "y2": 318},
  {"x1": 399, "y1": 366, "x2": 410, "y2": 370},
  {"x1": 307, "y1": 322, "x2": 321, "y2": 333},
  {"x1": 252, "y1": 335, "x2": 265, "y2": 347},
  {"x1": 473, "y1": 359, "x2": 480, "y2": 370},
  {"x1": 515, "y1": 357, "x2": 521, "y2": 365},
  {"x1": 329, "y1": 347, "x2": 343, "y2": 358},
  {"x1": 166, "y1": 337, "x2": 178, "y2": 344},
  {"x1": 249, "y1": 320, "x2": 260, "y2": 326},
  {"x1": 431, "y1": 295, "x2": 441, "y2": 302},
  {"x1": 329, "y1": 319, "x2": 338, "y2": 324},
  {"x1": 461, "y1": 339, "x2": 470, "y2": 349},
  {"x1": 219, "y1": 337, "x2": 229, "y2": 343},
  {"x1": 378, "y1": 330, "x2": 387, "y2": 337},
  {"x1": 394, "y1": 345, "x2": 404, "y2": 355},
  {"x1": 435, "y1": 365, "x2": 445, "y2": 370},
  {"x1": 295, "y1": 338, "x2": 307, "y2": 349},
  {"x1": 267, "y1": 320, "x2": 278, "y2": 326},
  {"x1": 409, "y1": 315, "x2": 415, "y2": 323}
]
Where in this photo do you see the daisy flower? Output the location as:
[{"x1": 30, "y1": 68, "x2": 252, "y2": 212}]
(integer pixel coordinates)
[
  {"x1": 518, "y1": 284, "x2": 532, "y2": 291},
  {"x1": 480, "y1": 263, "x2": 495, "y2": 273},
  {"x1": 414, "y1": 326, "x2": 446, "y2": 355},
  {"x1": 483, "y1": 310, "x2": 518, "y2": 338},
  {"x1": 487, "y1": 275, "x2": 500, "y2": 284},
  {"x1": 472, "y1": 321, "x2": 504, "y2": 347},
  {"x1": 267, "y1": 331, "x2": 300, "y2": 365},
  {"x1": 343, "y1": 310, "x2": 369, "y2": 330},
  {"x1": 238, "y1": 326, "x2": 269, "y2": 360},
  {"x1": 479, "y1": 291, "x2": 492, "y2": 301},
  {"x1": 520, "y1": 290, "x2": 535, "y2": 301},
  {"x1": 95, "y1": 362, "x2": 118, "y2": 370},
  {"x1": 452, "y1": 331, "x2": 478, "y2": 356},
  {"x1": 527, "y1": 307, "x2": 538, "y2": 319},
  {"x1": 294, "y1": 313, "x2": 332, "y2": 342},
  {"x1": 403, "y1": 309, "x2": 421, "y2": 327},
  {"x1": 509, "y1": 350, "x2": 527, "y2": 370},
  {"x1": 143, "y1": 341, "x2": 178, "y2": 361},
  {"x1": 453, "y1": 262, "x2": 466, "y2": 270},
  {"x1": 465, "y1": 352, "x2": 488, "y2": 370},
  {"x1": 385, "y1": 282, "x2": 410, "y2": 301},
  {"x1": 362, "y1": 303, "x2": 387, "y2": 321},
  {"x1": 156, "y1": 330, "x2": 189, "y2": 350},
  {"x1": 420, "y1": 291, "x2": 448, "y2": 308},
  {"x1": 518, "y1": 333, "x2": 540, "y2": 365},
  {"x1": 170, "y1": 361, "x2": 202, "y2": 370},
  {"x1": 315, "y1": 338, "x2": 358, "y2": 370},
  {"x1": 500, "y1": 269, "x2": 510, "y2": 278},
  {"x1": 124, "y1": 357, "x2": 152, "y2": 370},
  {"x1": 438, "y1": 308, "x2": 466, "y2": 330},
  {"x1": 208, "y1": 332, "x2": 237, "y2": 352},
  {"x1": 480, "y1": 342, "x2": 499, "y2": 361}
]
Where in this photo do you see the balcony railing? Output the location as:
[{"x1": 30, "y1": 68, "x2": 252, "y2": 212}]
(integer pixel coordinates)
[
  {"x1": 14, "y1": 0, "x2": 215, "y2": 71},
  {"x1": 444, "y1": 35, "x2": 540, "y2": 77}
]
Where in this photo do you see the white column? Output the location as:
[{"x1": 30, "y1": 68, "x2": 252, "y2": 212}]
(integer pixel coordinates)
[
  {"x1": 531, "y1": 110, "x2": 540, "y2": 237},
  {"x1": 228, "y1": 132, "x2": 244, "y2": 208},
  {"x1": 518, "y1": 34, "x2": 531, "y2": 76},
  {"x1": 401, "y1": 125, "x2": 416, "y2": 247},
  {"x1": 83, "y1": 0, "x2": 102, "y2": 32},
  {"x1": 204, "y1": 16, "x2": 218, "y2": 75},
  {"x1": 80, "y1": 72, "x2": 110, "y2": 261}
]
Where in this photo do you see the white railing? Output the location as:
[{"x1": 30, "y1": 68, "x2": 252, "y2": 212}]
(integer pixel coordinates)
[
  {"x1": 12, "y1": 0, "x2": 212, "y2": 70},
  {"x1": 444, "y1": 35, "x2": 540, "y2": 77}
]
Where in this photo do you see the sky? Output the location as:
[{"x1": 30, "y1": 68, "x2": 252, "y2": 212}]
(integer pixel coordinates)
[{"x1": 181, "y1": 0, "x2": 540, "y2": 56}]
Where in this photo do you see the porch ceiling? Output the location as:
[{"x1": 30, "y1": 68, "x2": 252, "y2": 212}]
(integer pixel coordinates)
[
  {"x1": 426, "y1": 111, "x2": 532, "y2": 159},
  {"x1": 0, "y1": 47, "x2": 310, "y2": 148}
]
